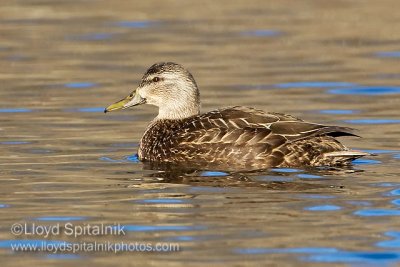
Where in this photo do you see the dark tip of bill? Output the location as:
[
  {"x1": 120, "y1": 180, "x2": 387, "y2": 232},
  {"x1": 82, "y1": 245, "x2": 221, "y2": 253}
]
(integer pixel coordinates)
[{"x1": 104, "y1": 108, "x2": 108, "y2": 113}]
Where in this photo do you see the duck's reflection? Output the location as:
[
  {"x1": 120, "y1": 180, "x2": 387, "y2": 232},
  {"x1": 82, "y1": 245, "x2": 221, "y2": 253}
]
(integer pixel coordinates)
[{"x1": 133, "y1": 160, "x2": 359, "y2": 190}]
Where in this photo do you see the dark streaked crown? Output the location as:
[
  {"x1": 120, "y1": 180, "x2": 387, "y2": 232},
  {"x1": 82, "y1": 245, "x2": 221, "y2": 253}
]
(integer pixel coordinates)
[
  {"x1": 141, "y1": 62, "x2": 198, "y2": 89},
  {"x1": 144, "y1": 62, "x2": 182, "y2": 76}
]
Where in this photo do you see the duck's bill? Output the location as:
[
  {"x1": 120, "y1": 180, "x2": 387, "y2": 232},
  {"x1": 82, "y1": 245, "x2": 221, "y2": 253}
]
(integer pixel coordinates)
[{"x1": 104, "y1": 91, "x2": 146, "y2": 113}]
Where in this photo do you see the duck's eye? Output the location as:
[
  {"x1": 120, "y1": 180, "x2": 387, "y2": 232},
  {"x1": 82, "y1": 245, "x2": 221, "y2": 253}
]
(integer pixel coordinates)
[
  {"x1": 129, "y1": 93, "x2": 134, "y2": 97},
  {"x1": 152, "y1": 77, "x2": 160, "y2": 82}
]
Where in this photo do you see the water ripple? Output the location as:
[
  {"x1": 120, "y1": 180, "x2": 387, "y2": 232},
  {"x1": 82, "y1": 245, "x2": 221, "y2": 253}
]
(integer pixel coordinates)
[
  {"x1": 297, "y1": 194, "x2": 336, "y2": 199},
  {"x1": 386, "y1": 188, "x2": 400, "y2": 196},
  {"x1": 200, "y1": 171, "x2": 229, "y2": 177},
  {"x1": 391, "y1": 199, "x2": 400, "y2": 206},
  {"x1": 354, "y1": 209, "x2": 400, "y2": 217},
  {"x1": 114, "y1": 20, "x2": 158, "y2": 28},
  {"x1": 328, "y1": 86, "x2": 400, "y2": 95},
  {"x1": 305, "y1": 251, "x2": 400, "y2": 263},
  {"x1": 376, "y1": 232, "x2": 400, "y2": 248},
  {"x1": 241, "y1": 29, "x2": 281, "y2": 37},
  {"x1": 375, "y1": 51, "x2": 400, "y2": 58},
  {"x1": 0, "y1": 108, "x2": 32, "y2": 113},
  {"x1": 0, "y1": 141, "x2": 31, "y2": 145},
  {"x1": 297, "y1": 174, "x2": 322, "y2": 179},
  {"x1": 352, "y1": 158, "x2": 382, "y2": 165},
  {"x1": 235, "y1": 246, "x2": 400, "y2": 263},
  {"x1": 64, "y1": 82, "x2": 97, "y2": 89},
  {"x1": 304, "y1": 205, "x2": 342, "y2": 211},
  {"x1": 276, "y1": 81, "x2": 356, "y2": 89},
  {"x1": 99, "y1": 154, "x2": 139, "y2": 163},
  {"x1": 319, "y1": 109, "x2": 358, "y2": 115},
  {"x1": 136, "y1": 198, "x2": 189, "y2": 204}
]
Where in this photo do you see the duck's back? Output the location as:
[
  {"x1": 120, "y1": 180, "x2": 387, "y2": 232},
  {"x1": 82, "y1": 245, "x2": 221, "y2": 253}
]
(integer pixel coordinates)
[{"x1": 138, "y1": 106, "x2": 366, "y2": 169}]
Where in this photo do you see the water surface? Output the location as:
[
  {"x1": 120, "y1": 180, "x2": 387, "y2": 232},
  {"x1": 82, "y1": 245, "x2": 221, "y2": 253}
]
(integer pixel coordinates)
[{"x1": 1, "y1": 0, "x2": 400, "y2": 266}]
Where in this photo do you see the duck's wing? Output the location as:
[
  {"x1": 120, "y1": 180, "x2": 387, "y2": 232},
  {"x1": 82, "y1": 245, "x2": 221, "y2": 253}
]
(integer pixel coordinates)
[
  {"x1": 179, "y1": 106, "x2": 357, "y2": 144},
  {"x1": 173, "y1": 106, "x2": 360, "y2": 167}
]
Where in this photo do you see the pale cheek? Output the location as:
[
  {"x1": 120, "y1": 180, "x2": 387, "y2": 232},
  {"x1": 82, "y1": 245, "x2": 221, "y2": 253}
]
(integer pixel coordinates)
[{"x1": 146, "y1": 94, "x2": 163, "y2": 106}]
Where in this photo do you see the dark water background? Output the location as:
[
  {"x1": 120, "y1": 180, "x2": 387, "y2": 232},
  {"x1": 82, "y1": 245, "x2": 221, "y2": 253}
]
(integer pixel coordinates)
[{"x1": 1, "y1": 0, "x2": 400, "y2": 266}]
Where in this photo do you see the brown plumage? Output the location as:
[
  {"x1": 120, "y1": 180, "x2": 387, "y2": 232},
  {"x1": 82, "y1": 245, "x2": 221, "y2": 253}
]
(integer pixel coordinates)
[{"x1": 105, "y1": 62, "x2": 369, "y2": 170}]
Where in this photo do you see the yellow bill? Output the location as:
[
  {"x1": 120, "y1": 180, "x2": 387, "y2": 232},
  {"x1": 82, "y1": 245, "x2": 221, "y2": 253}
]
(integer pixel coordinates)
[{"x1": 104, "y1": 89, "x2": 146, "y2": 113}]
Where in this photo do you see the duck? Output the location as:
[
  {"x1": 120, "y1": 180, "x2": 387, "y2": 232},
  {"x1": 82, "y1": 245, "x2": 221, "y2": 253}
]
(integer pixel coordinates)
[{"x1": 104, "y1": 62, "x2": 368, "y2": 170}]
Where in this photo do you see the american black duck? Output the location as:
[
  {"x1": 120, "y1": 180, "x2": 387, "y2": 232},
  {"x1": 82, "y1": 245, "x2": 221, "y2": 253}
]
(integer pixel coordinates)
[{"x1": 105, "y1": 62, "x2": 368, "y2": 170}]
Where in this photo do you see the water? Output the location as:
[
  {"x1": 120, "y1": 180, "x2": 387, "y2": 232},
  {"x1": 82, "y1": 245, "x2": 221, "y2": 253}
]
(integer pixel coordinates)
[{"x1": 1, "y1": 0, "x2": 400, "y2": 266}]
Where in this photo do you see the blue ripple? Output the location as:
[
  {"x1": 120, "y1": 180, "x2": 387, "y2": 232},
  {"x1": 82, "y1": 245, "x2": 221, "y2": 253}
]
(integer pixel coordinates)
[
  {"x1": 329, "y1": 86, "x2": 400, "y2": 95},
  {"x1": 124, "y1": 154, "x2": 140, "y2": 162},
  {"x1": 0, "y1": 108, "x2": 32, "y2": 113},
  {"x1": 297, "y1": 174, "x2": 322, "y2": 179},
  {"x1": 200, "y1": 171, "x2": 229, "y2": 177},
  {"x1": 354, "y1": 209, "x2": 400, "y2": 216},
  {"x1": 0, "y1": 204, "x2": 10, "y2": 208},
  {"x1": 376, "y1": 232, "x2": 400, "y2": 248},
  {"x1": 99, "y1": 156, "x2": 124, "y2": 163},
  {"x1": 0, "y1": 141, "x2": 30, "y2": 145},
  {"x1": 319, "y1": 109, "x2": 358, "y2": 115},
  {"x1": 241, "y1": 29, "x2": 281, "y2": 37},
  {"x1": 391, "y1": 199, "x2": 400, "y2": 206},
  {"x1": 375, "y1": 182, "x2": 400, "y2": 187},
  {"x1": 375, "y1": 51, "x2": 400, "y2": 58},
  {"x1": 68, "y1": 32, "x2": 114, "y2": 41},
  {"x1": 298, "y1": 194, "x2": 335, "y2": 199},
  {"x1": 387, "y1": 188, "x2": 400, "y2": 196},
  {"x1": 347, "y1": 201, "x2": 372, "y2": 206},
  {"x1": 64, "y1": 82, "x2": 97, "y2": 88},
  {"x1": 352, "y1": 158, "x2": 382, "y2": 165},
  {"x1": 305, "y1": 251, "x2": 400, "y2": 263},
  {"x1": 136, "y1": 198, "x2": 188, "y2": 204},
  {"x1": 235, "y1": 246, "x2": 400, "y2": 264},
  {"x1": 344, "y1": 119, "x2": 400, "y2": 124},
  {"x1": 114, "y1": 20, "x2": 158, "y2": 28},
  {"x1": 99, "y1": 154, "x2": 140, "y2": 163},
  {"x1": 276, "y1": 81, "x2": 356, "y2": 89},
  {"x1": 235, "y1": 246, "x2": 400, "y2": 263},
  {"x1": 304, "y1": 205, "x2": 342, "y2": 211}
]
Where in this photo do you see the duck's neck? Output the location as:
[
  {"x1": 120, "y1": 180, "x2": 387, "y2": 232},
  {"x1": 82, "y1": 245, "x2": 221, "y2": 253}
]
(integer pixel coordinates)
[{"x1": 156, "y1": 103, "x2": 200, "y2": 120}]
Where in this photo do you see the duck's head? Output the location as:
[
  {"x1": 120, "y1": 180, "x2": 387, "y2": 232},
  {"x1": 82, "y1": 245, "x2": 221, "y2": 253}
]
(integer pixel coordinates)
[{"x1": 105, "y1": 62, "x2": 200, "y2": 120}]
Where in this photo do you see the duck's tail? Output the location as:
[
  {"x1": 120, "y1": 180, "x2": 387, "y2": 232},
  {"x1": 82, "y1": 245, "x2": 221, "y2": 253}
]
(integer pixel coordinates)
[{"x1": 323, "y1": 150, "x2": 372, "y2": 165}]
